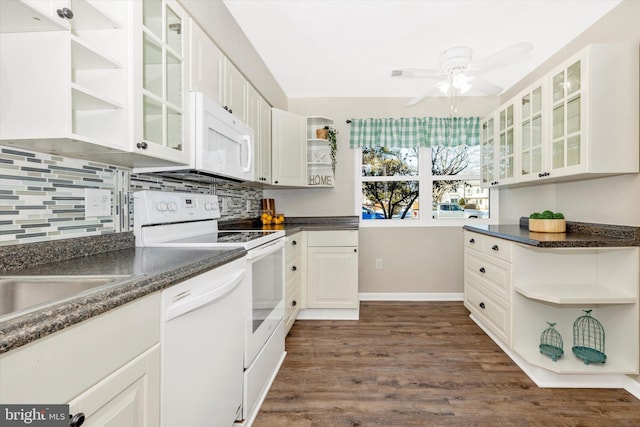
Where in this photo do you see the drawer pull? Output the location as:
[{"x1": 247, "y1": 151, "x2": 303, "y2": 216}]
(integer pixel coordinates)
[
  {"x1": 469, "y1": 238, "x2": 475, "y2": 243},
  {"x1": 292, "y1": 300, "x2": 297, "y2": 307},
  {"x1": 479, "y1": 267, "x2": 486, "y2": 273},
  {"x1": 491, "y1": 244, "x2": 499, "y2": 251},
  {"x1": 479, "y1": 302, "x2": 486, "y2": 309},
  {"x1": 292, "y1": 266, "x2": 297, "y2": 271}
]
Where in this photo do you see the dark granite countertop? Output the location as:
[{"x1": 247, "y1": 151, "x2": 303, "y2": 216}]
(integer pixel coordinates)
[
  {"x1": 0, "y1": 216, "x2": 357, "y2": 353},
  {"x1": 464, "y1": 218, "x2": 640, "y2": 248},
  {"x1": 0, "y1": 245, "x2": 246, "y2": 353}
]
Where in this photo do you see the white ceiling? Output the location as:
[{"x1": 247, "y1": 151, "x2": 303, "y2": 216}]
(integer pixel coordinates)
[{"x1": 223, "y1": 0, "x2": 622, "y2": 99}]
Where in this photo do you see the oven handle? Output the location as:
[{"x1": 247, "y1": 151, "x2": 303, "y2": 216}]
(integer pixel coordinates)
[{"x1": 247, "y1": 239, "x2": 285, "y2": 261}]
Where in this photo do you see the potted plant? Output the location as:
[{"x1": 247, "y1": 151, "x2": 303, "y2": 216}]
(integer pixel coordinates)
[
  {"x1": 325, "y1": 126, "x2": 337, "y2": 175},
  {"x1": 529, "y1": 210, "x2": 566, "y2": 233}
]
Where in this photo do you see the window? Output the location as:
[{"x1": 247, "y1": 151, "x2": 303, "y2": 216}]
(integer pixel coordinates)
[{"x1": 357, "y1": 145, "x2": 497, "y2": 225}]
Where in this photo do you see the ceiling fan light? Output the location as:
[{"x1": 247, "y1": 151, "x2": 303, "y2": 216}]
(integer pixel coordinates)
[
  {"x1": 452, "y1": 74, "x2": 473, "y2": 94},
  {"x1": 436, "y1": 81, "x2": 450, "y2": 94}
]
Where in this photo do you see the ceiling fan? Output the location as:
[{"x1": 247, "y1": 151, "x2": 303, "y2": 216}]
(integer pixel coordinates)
[{"x1": 392, "y1": 42, "x2": 533, "y2": 107}]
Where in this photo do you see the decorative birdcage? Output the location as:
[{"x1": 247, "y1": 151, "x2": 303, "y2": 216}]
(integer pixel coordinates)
[
  {"x1": 539, "y1": 321, "x2": 564, "y2": 362},
  {"x1": 572, "y1": 309, "x2": 606, "y2": 365}
]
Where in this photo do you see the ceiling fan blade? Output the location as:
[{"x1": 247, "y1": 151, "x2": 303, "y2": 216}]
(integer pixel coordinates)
[
  {"x1": 472, "y1": 42, "x2": 533, "y2": 72},
  {"x1": 405, "y1": 87, "x2": 442, "y2": 106},
  {"x1": 471, "y1": 77, "x2": 503, "y2": 95},
  {"x1": 391, "y1": 67, "x2": 441, "y2": 78}
]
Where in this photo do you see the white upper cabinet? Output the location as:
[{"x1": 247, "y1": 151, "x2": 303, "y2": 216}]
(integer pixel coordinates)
[
  {"x1": 481, "y1": 100, "x2": 518, "y2": 187},
  {"x1": 220, "y1": 57, "x2": 247, "y2": 120},
  {"x1": 247, "y1": 85, "x2": 272, "y2": 184},
  {"x1": 188, "y1": 19, "x2": 223, "y2": 104},
  {"x1": 271, "y1": 108, "x2": 306, "y2": 186},
  {"x1": 482, "y1": 43, "x2": 639, "y2": 188},
  {"x1": 517, "y1": 80, "x2": 545, "y2": 182},
  {"x1": 0, "y1": 0, "x2": 128, "y2": 156},
  {"x1": 130, "y1": 0, "x2": 191, "y2": 165}
]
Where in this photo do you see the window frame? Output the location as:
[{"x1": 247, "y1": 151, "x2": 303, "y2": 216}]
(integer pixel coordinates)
[{"x1": 354, "y1": 146, "x2": 499, "y2": 227}]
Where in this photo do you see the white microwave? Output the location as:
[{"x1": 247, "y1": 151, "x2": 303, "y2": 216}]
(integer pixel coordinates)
[{"x1": 192, "y1": 92, "x2": 254, "y2": 182}]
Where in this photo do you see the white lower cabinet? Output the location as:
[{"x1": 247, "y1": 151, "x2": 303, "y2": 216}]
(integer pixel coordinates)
[
  {"x1": 463, "y1": 231, "x2": 513, "y2": 346},
  {"x1": 464, "y1": 230, "x2": 640, "y2": 379},
  {"x1": 284, "y1": 232, "x2": 303, "y2": 333},
  {"x1": 0, "y1": 294, "x2": 161, "y2": 424},
  {"x1": 306, "y1": 231, "x2": 359, "y2": 310},
  {"x1": 68, "y1": 345, "x2": 160, "y2": 427}
]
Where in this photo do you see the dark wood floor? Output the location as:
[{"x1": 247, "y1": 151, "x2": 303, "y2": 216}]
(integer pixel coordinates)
[{"x1": 255, "y1": 301, "x2": 640, "y2": 427}]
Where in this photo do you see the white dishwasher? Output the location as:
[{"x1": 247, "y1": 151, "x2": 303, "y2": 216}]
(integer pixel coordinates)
[{"x1": 161, "y1": 256, "x2": 248, "y2": 427}]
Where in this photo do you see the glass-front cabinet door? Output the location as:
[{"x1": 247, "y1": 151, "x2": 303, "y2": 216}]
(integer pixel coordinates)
[
  {"x1": 518, "y1": 81, "x2": 545, "y2": 182},
  {"x1": 132, "y1": 0, "x2": 190, "y2": 164},
  {"x1": 548, "y1": 57, "x2": 585, "y2": 177},
  {"x1": 496, "y1": 101, "x2": 517, "y2": 185},
  {"x1": 480, "y1": 115, "x2": 496, "y2": 186}
]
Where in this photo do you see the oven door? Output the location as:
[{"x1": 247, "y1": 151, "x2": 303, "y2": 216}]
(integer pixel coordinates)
[{"x1": 245, "y1": 238, "x2": 285, "y2": 368}]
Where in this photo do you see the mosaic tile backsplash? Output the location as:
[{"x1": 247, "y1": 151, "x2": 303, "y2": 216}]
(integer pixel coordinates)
[{"x1": 0, "y1": 146, "x2": 263, "y2": 246}]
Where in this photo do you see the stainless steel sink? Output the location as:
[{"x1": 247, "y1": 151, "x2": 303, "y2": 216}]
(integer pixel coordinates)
[{"x1": 0, "y1": 275, "x2": 131, "y2": 319}]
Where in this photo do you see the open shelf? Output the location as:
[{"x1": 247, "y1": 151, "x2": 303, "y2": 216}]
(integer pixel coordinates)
[
  {"x1": 72, "y1": 85, "x2": 124, "y2": 110},
  {"x1": 515, "y1": 346, "x2": 635, "y2": 375},
  {"x1": 71, "y1": 35, "x2": 122, "y2": 70},
  {"x1": 71, "y1": 0, "x2": 123, "y2": 31},
  {"x1": 514, "y1": 284, "x2": 636, "y2": 305}
]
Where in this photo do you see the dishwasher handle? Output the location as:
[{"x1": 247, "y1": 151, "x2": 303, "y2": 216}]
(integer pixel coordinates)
[{"x1": 165, "y1": 269, "x2": 246, "y2": 321}]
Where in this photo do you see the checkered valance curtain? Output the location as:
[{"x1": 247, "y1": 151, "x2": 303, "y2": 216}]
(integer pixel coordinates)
[{"x1": 349, "y1": 117, "x2": 480, "y2": 148}]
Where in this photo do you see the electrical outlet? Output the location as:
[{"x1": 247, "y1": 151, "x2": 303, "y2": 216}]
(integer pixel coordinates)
[
  {"x1": 246, "y1": 199, "x2": 251, "y2": 212},
  {"x1": 85, "y1": 189, "x2": 112, "y2": 217},
  {"x1": 221, "y1": 198, "x2": 229, "y2": 214},
  {"x1": 375, "y1": 258, "x2": 382, "y2": 270}
]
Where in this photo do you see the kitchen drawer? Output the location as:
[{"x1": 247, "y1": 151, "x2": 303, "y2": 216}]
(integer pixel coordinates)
[
  {"x1": 285, "y1": 251, "x2": 301, "y2": 282},
  {"x1": 465, "y1": 278, "x2": 511, "y2": 345},
  {"x1": 307, "y1": 230, "x2": 358, "y2": 247},
  {"x1": 285, "y1": 276, "x2": 301, "y2": 334},
  {"x1": 285, "y1": 233, "x2": 302, "y2": 262},
  {"x1": 464, "y1": 231, "x2": 484, "y2": 251},
  {"x1": 482, "y1": 235, "x2": 512, "y2": 262},
  {"x1": 464, "y1": 249, "x2": 512, "y2": 302}
]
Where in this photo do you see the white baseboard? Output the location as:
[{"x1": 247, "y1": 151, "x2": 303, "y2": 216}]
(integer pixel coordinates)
[
  {"x1": 297, "y1": 308, "x2": 359, "y2": 320},
  {"x1": 359, "y1": 292, "x2": 464, "y2": 301},
  {"x1": 469, "y1": 314, "x2": 640, "y2": 399}
]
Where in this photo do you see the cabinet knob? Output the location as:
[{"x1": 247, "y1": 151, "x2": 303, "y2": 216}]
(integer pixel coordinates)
[
  {"x1": 292, "y1": 266, "x2": 297, "y2": 271},
  {"x1": 353, "y1": 248, "x2": 357, "y2": 253},
  {"x1": 469, "y1": 238, "x2": 475, "y2": 244},
  {"x1": 70, "y1": 413, "x2": 85, "y2": 427},
  {"x1": 274, "y1": 180, "x2": 279, "y2": 184},
  {"x1": 479, "y1": 302, "x2": 486, "y2": 309},
  {"x1": 491, "y1": 245, "x2": 499, "y2": 251},
  {"x1": 292, "y1": 240, "x2": 297, "y2": 246},
  {"x1": 479, "y1": 267, "x2": 486, "y2": 273},
  {"x1": 292, "y1": 300, "x2": 297, "y2": 307},
  {"x1": 137, "y1": 141, "x2": 148, "y2": 150},
  {"x1": 57, "y1": 7, "x2": 73, "y2": 19}
]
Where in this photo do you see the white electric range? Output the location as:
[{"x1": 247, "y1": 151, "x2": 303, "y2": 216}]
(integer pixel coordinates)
[{"x1": 133, "y1": 190, "x2": 286, "y2": 426}]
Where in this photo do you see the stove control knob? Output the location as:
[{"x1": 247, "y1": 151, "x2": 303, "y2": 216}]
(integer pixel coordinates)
[
  {"x1": 167, "y1": 202, "x2": 178, "y2": 211},
  {"x1": 204, "y1": 202, "x2": 213, "y2": 210},
  {"x1": 156, "y1": 201, "x2": 168, "y2": 211}
]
